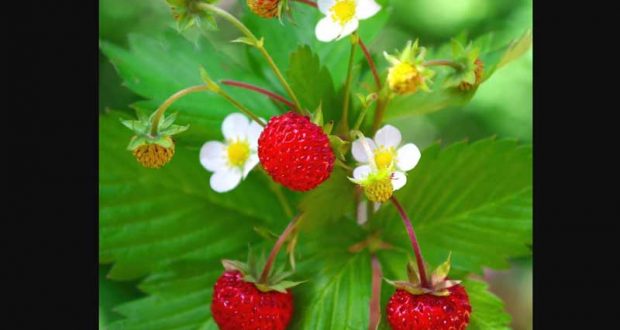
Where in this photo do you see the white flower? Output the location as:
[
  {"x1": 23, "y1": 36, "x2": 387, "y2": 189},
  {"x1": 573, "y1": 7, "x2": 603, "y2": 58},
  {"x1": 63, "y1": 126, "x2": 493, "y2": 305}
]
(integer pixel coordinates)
[
  {"x1": 351, "y1": 125, "x2": 421, "y2": 191},
  {"x1": 315, "y1": 0, "x2": 381, "y2": 42},
  {"x1": 199, "y1": 113, "x2": 263, "y2": 193}
]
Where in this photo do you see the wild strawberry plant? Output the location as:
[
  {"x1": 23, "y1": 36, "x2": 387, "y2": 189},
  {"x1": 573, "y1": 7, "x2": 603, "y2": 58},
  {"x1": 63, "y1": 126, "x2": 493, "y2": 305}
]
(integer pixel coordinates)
[{"x1": 100, "y1": 0, "x2": 532, "y2": 329}]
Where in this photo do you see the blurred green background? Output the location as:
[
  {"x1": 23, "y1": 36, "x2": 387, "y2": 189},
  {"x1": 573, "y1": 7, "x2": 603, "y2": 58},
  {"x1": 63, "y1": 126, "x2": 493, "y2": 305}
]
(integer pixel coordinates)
[{"x1": 99, "y1": 0, "x2": 532, "y2": 329}]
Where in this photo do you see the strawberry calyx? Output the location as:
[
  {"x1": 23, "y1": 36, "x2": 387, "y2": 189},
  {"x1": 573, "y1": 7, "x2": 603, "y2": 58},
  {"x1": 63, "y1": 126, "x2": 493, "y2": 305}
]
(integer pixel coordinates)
[
  {"x1": 120, "y1": 110, "x2": 189, "y2": 151},
  {"x1": 221, "y1": 251, "x2": 304, "y2": 293},
  {"x1": 385, "y1": 252, "x2": 461, "y2": 297}
]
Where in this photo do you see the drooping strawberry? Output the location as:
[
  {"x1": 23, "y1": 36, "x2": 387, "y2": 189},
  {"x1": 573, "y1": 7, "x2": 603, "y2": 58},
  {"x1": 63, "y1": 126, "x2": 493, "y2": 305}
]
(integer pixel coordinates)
[
  {"x1": 211, "y1": 216, "x2": 303, "y2": 330},
  {"x1": 211, "y1": 269, "x2": 293, "y2": 330},
  {"x1": 258, "y1": 111, "x2": 335, "y2": 191},
  {"x1": 385, "y1": 254, "x2": 471, "y2": 330}
]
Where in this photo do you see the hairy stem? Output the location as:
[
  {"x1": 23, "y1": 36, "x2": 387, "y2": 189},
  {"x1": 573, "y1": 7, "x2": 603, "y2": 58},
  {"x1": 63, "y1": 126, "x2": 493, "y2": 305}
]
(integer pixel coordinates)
[
  {"x1": 198, "y1": 2, "x2": 303, "y2": 113},
  {"x1": 358, "y1": 38, "x2": 382, "y2": 90},
  {"x1": 259, "y1": 214, "x2": 302, "y2": 284},
  {"x1": 369, "y1": 255, "x2": 383, "y2": 330},
  {"x1": 390, "y1": 196, "x2": 430, "y2": 288},
  {"x1": 150, "y1": 85, "x2": 210, "y2": 135},
  {"x1": 338, "y1": 33, "x2": 359, "y2": 135},
  {"x1": 216, "y1": 88, "x2": 266, "y2": 127},
  {"x1": 222, "y1": 80, "x2": 295, "y2": 109}
]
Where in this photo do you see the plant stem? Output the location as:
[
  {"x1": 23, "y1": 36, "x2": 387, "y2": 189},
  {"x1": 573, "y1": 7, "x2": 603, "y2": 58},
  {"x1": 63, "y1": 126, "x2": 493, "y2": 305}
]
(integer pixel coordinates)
[
  {"x1": 222, "y1": 80, "x2": 295, "y2": 109},
  {"x1": 293, "y1": 0, "x2": 318, "y2": 8},
  {"x1": 358, "y1": 37, "x2": 381, "y2": 90},
  {"x1": 338, "y1": 33, "x2": 358, "y2": 135},
  {"x1": 370, "y1": 92, "x2": 390, "y2": 135},
  {"x1": 198, "y1": 2, "x2": 304, "y2": 114},
  {"x1": 150, "y1": 85, "x2": 210, "y2": 136},
  {"x1": 259, "y1": 214, "x2": 302, "y2": 284},
  {"x1": 424, "y1": 59, "x2": 464, "y2": 70},
  {"x1": 390, "y1": 196, "x2": 430, "y2": 288},
  {"x1": 257, "y1": 46, "x2": 305, "y2": 113},
  {"x1": 369, "y1": 254, "x2": 383, "y2": 330},
  {"x1": 216, "y1": 88, "x2": 266, "y2": 127}
]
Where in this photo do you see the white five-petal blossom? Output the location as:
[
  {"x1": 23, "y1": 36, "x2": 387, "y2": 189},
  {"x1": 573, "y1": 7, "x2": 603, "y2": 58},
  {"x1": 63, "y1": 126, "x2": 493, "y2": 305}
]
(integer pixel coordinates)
[
  {"x1": 351, "y1": 125, "x2": 421, "y2": 191},
  {"x1": 315, "y1": 0, "x2": 381, "y2": 42},
  {"x1": 200, "y1": 113, "x2": 264, "y2": 193}
]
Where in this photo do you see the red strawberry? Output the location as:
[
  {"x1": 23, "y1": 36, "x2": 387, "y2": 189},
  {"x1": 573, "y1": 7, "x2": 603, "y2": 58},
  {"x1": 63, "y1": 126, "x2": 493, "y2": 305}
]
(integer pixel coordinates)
[
  {"x1": 386, "y1": 283, "x2": 471, "y2": 330},
  {"x1": 211, "y1": 270, "x2": 294, "y2": 330},
  {"x1": 385, "y1": 253, "x2": 471, "y2": 330},
  {"x1": 258, "y1": 111, "x2": 335, "y2": 191}
]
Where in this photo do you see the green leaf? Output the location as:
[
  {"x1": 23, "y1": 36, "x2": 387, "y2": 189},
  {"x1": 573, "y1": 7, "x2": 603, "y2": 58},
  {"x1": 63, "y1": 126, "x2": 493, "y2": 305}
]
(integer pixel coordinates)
[
  {"x1": 464, "y1": 278, "x2": 512, "y2": 330},
  {"x1": 372, "y1": 139, "x2": 532, "y2": 274},
  {"x1": 100, "y1": 111, "x2": 288, "y2": 280},
  {"x1": 99, "y1": 32, "x2": 281, "y2": 146},
  {"x1": 287, "y1": 45, "x2": 337, "y2": 120},
  {"x1": 298, "y1": 167, "x2": 355, "y2": 231}
]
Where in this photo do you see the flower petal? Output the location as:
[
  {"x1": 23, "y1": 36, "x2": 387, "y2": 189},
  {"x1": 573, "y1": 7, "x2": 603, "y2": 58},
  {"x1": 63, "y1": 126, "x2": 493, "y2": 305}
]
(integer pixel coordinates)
[
  {"x1": 336, "y1": 18, "x2": 359, "y2": 40},
  {"x1": 247, "y1": 119, "x2": 264, "y2": 150},
  {"x1": 222, "y1": 113, "x2": 250, "y2": 141},
  {"x1": 374, "y1": 124, "x2": 401, "y2": 148},
  {"x1": 391, "y1": 171, "x2": 407, "y2": 191},
  {"x1": 352, "y1": 137, "x2": 377, "y2": 162},
  {"x1": 396, "y1": 143, "x2": 421, "y2": 172},
  {"x1": 243, "y1": 153, "x2": 259, "y2": 178},
  {"x1": 353, "y1": 165, "x2": 372, "y2": 180},
  {"x1": 199, "y1": 141, "x2": 227, "y2": 172},
  {"x1": 315, "y1": 16, "x2": 342, "y2": 42},
  {"x1": 318, "y1": 0, "x2": 335, "y2": 15},
  {"x1": 210, "y1": 168, "x2": 242, "y2": 193},
  {"x1": 356, "y1": 0, "x2": 381, "y2": 20}
]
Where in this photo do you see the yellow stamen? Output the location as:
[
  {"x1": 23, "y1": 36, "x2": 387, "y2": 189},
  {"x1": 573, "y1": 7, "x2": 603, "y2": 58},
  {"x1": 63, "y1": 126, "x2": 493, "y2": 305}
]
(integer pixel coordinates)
[
  {"x1": 388, "y1": 61, "x2": 422, "y2": 94},
  {"x1": 227, "y1": 140, "x2": 250, "y2": 167},
  {"x1": 330, "y1": 0, "x2": 356, "y2": 26},
  {"x1": 374, "y1": 147, "x2": 395, "y2": 170}
]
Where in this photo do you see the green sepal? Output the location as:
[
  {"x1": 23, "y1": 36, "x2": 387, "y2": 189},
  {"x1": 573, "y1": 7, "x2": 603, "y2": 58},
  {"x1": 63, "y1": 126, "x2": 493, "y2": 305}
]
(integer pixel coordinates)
[
  {"x1": 221, "y1": 245, "x2": 304, "y2": 293},
  {"x1": 166, "y1": 0, "x2": 218, "y2": 33},
  {"x1": 443, "y1": 39, "x2": 482, "y2": 89},
  {"x1": 312, "y1": 104, "x2": 324, "y2": 126},
  {"x1": 231, "y1": 36, "x2": 257, "y2": 47},
  {"x1": 160, "y1": 124, "x2": 190, "y2": 136},
  {"x1": 153, "y1": 135, "x2": 174, "y2": 148},
  {"x1": 198, "y1": 65, "x2": 220, "y2": 92},
  {"x1": 431, "y1": 252, "x2": 452, "y2": 285},
  {"x1": 329, "y1": 135, "x2": 349, "y2": 161},
  {"x1": 384, "y1": 279, "x2": 430, "y2": 295},
  {"x1": 323, "y1": 120, "x2": 334, "y2": 135},
  {"x1": 126, "y1": 136, "x2": 147, "y2": 151},
  {"x1": 159, "y1": 112, "x2": 178, "y2": 130},
  {"x1": 222, "y1": 259, "x2": 251, "y2": 274}
]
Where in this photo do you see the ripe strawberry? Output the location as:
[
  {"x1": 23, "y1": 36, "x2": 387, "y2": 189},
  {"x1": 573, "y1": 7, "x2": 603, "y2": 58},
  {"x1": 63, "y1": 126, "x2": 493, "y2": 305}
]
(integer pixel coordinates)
[
  {"x1": 385, "y1": 253, "x2": 471, "y2": 330},
  {"x1": 258, "y1": 111, "x2": 335, "y2": 191},
  {"x1": 386, "y1": 284, "x2": 471, "y2": 330},
  {"x1": 211, "y1": 270, "x2": 294, "y2": 330}
]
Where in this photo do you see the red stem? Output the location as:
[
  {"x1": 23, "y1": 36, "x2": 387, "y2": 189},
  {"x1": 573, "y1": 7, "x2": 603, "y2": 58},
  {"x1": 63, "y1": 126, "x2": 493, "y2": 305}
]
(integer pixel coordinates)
[
  {"x1": 358, "y1": 38, "x2": 382, "y2": 90},
  {"x1": 390, "y1": 196, "x2": 430, "y2": 288},
  {"x1": 221, "y1": 80, "x2": 295, "y2": 109},
  {"x1": 259, "y1": 215, "x2": 301, "y2": 284},
  {"x1": 369, "y1": 255, "x2": 383, "y2": 330},
  {"x1": 293, "y1": 0, "x2": 318, "y2": 8}
]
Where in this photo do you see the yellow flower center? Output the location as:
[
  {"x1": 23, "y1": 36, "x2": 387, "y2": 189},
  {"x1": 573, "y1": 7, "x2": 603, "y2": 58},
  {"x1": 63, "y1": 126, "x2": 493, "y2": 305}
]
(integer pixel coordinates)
[
  {"x1": 388, "y1": 62, "x2": 421, "y2": 94},
  {"x1": 330, "y1": 0, "x2": 356, "y2": 26},
  {"x1": 374, "y1": 147, "x2": 395, "y2": 170},
  {"x1": 227, "y1": 140, "x2": 250, "y2": 167}
]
